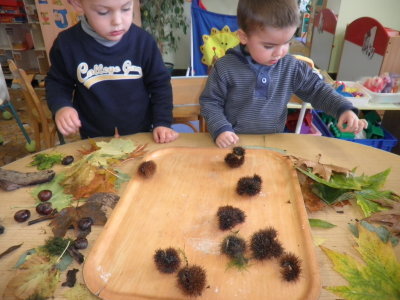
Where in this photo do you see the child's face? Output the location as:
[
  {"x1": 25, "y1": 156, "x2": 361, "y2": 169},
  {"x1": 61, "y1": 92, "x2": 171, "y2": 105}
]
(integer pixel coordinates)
[
  {"x1": 72, "y1": 0, "x2": 133, "y2": 41},
  {"x1": 238, "y1": 25, "x2": 297, "y2": 66}
]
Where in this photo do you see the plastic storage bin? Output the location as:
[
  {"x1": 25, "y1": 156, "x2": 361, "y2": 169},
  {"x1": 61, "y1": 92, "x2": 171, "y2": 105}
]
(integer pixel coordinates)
[
  {"x1": 286, "y1": 110, "x2": 323, "y2": 135},
  {"x1": 314, "y1": 111, "x2": 398, "y2": 152},
  {"x1": 362, "y1": 88, "x2": 400, "y2": 104}
]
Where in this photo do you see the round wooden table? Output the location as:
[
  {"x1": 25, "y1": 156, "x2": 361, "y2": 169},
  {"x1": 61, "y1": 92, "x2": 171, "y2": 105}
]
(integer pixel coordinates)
[{"x1": 0, "y1": 133, "x2": 399, "y2": 299}]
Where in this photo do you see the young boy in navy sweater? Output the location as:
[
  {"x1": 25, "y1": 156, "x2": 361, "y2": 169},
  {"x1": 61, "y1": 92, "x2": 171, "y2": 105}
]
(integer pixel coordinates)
[
  {"x1": 46, "y1": 0, "x2": 179, "y2": 143},
  {"x1": 200, "y1": 0, "x2": 367, "y2": 148}
]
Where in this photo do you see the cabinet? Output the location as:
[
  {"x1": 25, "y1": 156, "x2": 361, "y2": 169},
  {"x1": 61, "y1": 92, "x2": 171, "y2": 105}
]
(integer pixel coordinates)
[
  {"x1": 0, "y1": 0, "x2": 48, "y2": 76},
  {"x1": 337, "y1": 17, "x2": 400, "y2": 81}
]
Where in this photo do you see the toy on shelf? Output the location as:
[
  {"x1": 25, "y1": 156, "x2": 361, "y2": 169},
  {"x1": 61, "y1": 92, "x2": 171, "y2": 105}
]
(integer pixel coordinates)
[
  {"x1": 361, "y1": 73, "x2": 400, "y2": 93},
  {"x1": 332, "y1": 81, "x2": 370, "y2": 105},
  {"x1": 334, "y1": 81, "x2": 365, "y2": 97},
  {"x1": 360, "y1": 73, "x2": 400, "y2": 104}
]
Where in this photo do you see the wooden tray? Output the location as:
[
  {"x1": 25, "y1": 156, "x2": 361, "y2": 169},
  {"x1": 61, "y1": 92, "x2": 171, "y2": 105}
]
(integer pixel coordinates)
[{"x1": 83, "y1": 148, "x2": 320, "y2": 299}]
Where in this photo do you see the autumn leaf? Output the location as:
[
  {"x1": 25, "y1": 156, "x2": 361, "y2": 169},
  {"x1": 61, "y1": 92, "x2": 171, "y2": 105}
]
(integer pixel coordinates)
[
  {"x1": 61, "y1": 139, "x2": 144, "y2": 198},
  {"x1": 363, "y1": 198, "x2": 400, "y2": 236},
  {"x1": 4, "y1": 253, "x2": 60, "y2": 299},
  {"x1": 296, "y1": 171, "x2": 327, "y2": 212},
  {"x1": 350, "y1": 221, "x2": 399, "y2": 246},
  {"x1": 32, "y1": 173, "x2": 74, "y2": 211},
  {"x1": 50, "y1": 193, "x2": 119, "y2": 237},
  {"x1": 78, "y1": 138, "x2": 99, "y2": 155},
  {"x1": 64, "y1": 283, "x2": 99, "y2": 300},
  {"x1": 321, "y1": 226, "x2": 400, "y2": 300},
  {"x1": 290, "y1": 154, "x2": 350, "y2": 181},
  {"x1": 297, "y1": 167, "x2": 391, "y2": 191}
]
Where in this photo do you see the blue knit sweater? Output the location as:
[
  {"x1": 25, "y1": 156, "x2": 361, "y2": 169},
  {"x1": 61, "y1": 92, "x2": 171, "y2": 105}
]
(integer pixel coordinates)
[
  {"x1": 200, "y1": 45, "x2": 356, "y2": 140},
  {"x1": 45, "y1": 22, "x2": 173, "y2": 138}
]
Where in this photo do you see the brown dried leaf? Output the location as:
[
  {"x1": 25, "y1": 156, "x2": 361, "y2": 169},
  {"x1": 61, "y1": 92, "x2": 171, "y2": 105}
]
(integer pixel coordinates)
[
  {"x1": 296, "y1": 171, "x2": 327, "y2": 212},
  {"x1": 78, "y1": 139, "x2": 100, "y2": 155},
  {"x1": 290, "y1": 154, "x2": 350, "y2": 181},
  {"x1": 50, "y1": 192, "x2": 119, "y2": 237},
  {"x1": 71, "y1": 172, "x2": 117, "y2": 199},
  {"x1": 363, "y1": 201, "x2": 400, "y2": 236}
]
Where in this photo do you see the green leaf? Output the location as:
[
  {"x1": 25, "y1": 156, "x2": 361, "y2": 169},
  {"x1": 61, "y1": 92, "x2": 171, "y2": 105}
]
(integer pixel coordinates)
[
  {"x1": 297, "y1": 167, "x2": 391, "y2": 191},
  {"x1": 114, "y1": 169, "x2": 130, "y2": 189},
  {"x1": 87, "y1": 138, "x2": 136, "y2": 167},
  {"x1": 55, "y1": 252, "x2": 73, "y2": 271},
  {"x1": 322, "y1": 226, "x2": 400, "y2": 300},
  {"x1": 297, "y1": 167, "x2": 362, "y2": 190},
  {"x1": 309, "y1": 218, "x2": 336, "y2": 228},
  {"x1": 32, "y1": 173, "x2": 74, "y2": 211},
  {"x1": 359, "y1": 220, "x2": 399, "y2": 246},
  {"x1": 311, "y1": 183, "x2": 353, "y2": 205},
  {"x1": 30, "y1": 153, "x2": 63, "y2": 170},
  {"x1": 360, "y1": 168, "x2": 391, "y2": 190},
  {"x1": 14, "y1": 248, "x2": 36, "y2": 269},
  {"x1": 348, "y1": 223, "x2": 359, "y2": 238},
  {"x1": 355, "y1": 192, "x2": 386, "y2": 217}
]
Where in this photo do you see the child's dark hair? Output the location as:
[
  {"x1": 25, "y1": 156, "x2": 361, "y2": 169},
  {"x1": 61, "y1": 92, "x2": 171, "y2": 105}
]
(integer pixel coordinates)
[{"x1": 237, "y1": 0, "x2": 300, "y2": 33}]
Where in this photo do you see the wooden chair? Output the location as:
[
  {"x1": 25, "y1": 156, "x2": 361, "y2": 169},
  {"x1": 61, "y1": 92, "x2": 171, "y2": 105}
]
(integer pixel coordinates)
[
  {"x1": 8, "y1": 59, "x2": 58, "y2": 151},
  {"x1": 171, "y1": 76, "x2": 207, "y2": 132}
]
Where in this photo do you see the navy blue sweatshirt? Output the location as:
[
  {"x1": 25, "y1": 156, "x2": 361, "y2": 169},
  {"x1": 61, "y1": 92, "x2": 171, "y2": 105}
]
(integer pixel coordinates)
[{"x1": 45, "y1": 22, "x2": 173, "y2": 138}]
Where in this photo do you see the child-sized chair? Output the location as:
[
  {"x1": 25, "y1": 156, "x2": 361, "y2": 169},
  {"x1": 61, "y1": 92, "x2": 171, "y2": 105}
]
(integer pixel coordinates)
[
  {"x1": 8, "y1": 60, "x2": 60, "y2": 151},
  {"x1": 0, "y1": 63, "x2": 32, "y2": 145},
  {"x1": 171, "y1": 76, "x2": 208, "y2": 132}
]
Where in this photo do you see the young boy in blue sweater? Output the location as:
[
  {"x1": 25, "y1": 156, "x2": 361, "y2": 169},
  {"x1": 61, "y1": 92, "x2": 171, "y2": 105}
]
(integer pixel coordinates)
[
  {"x1": 45, "y1": 0, "x2": 179, "y2": 143},
  {"x1": 200, "y1": 0, "x2": 367, "y2": 148}
]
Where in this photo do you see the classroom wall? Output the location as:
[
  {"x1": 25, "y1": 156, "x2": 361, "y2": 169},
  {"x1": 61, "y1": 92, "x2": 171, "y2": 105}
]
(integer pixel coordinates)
[
  {"x1": 329, "y1": 0, "x2": 400, "y2": 73},
  {"x1": 326, "y1": 0, "x2": 340, "y2": 14},
  {"x1": 165, "y1": 0, "x2": 238, "y2": 69}
]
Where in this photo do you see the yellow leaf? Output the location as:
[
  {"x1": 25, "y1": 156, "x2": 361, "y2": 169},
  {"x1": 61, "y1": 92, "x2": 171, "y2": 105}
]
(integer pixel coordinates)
[
  {"x1": 4, "y1": 254, "x2": 60, "y2": 299},
  {"x1": 321, "y1": 226, "x2": 400, "y2": 300}
]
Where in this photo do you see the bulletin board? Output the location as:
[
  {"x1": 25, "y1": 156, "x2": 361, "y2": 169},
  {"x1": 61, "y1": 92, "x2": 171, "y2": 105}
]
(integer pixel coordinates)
[{"x1": 34, "y1": 0, "x2": 141, "y2": 64}]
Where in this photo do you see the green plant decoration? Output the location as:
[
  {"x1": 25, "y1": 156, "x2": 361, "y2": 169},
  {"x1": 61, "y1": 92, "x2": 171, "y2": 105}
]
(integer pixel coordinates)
[{"x1": 140, "y1": 0, "x2": 188, "y2": 54}]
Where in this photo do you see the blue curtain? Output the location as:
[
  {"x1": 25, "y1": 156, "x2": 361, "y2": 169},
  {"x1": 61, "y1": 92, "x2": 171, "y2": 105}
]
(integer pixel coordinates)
[{"x1": 191, "y1": 0, "x2": 239, "y2": 75}]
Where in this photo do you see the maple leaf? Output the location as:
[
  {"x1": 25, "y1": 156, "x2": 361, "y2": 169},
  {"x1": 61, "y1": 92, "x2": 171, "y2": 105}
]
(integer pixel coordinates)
[
  {"x1": 61, "y1": 139, "x2": 144, "y2": 198},
  {"x1": 3, "y1": 253, "x2": 60, "y2": 299},
  {"x1": 321, "y1": 225, "x2": 400, "y2": 300},
  {"x1": 50, "y1": 192, "x2": 119, "y2": 237}
]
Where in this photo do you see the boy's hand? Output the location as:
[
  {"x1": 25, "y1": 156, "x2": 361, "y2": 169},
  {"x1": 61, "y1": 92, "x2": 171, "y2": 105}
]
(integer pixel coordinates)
[
  {"x1": 337, "y1": 110, "x2": 368, "y2": 134},
  {"x1": 216, "y1": 131, "x2": 239, "y2": 148},
  {"x1": 55, "y1": 107, "x2": 81, "y2": 136},
  {"x1": 153, "y1": 126, "x2": 179, "y2": 143}
]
